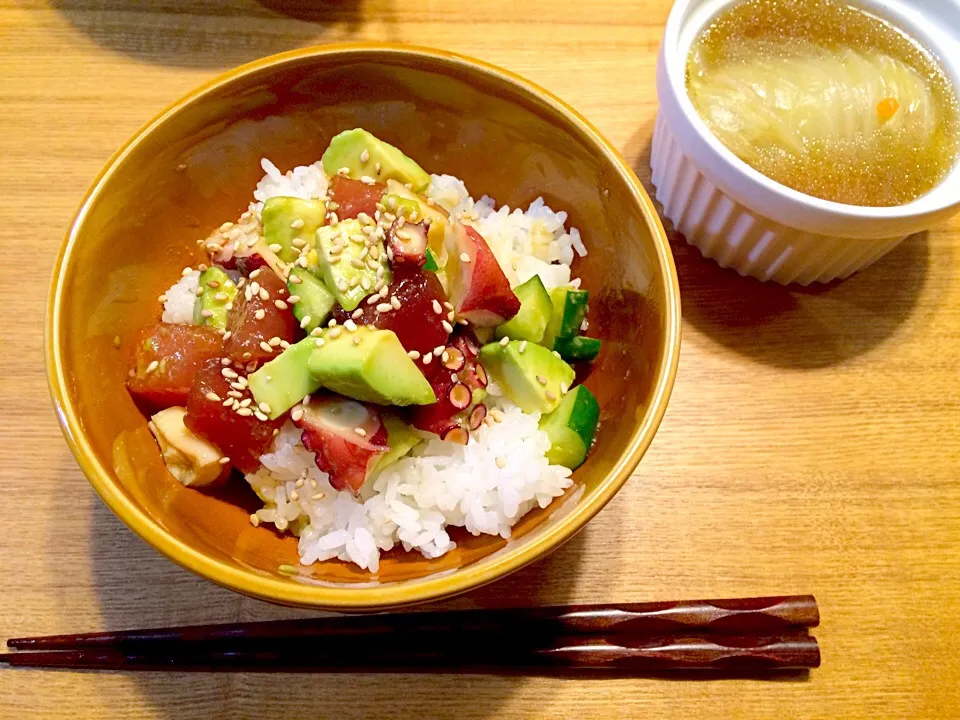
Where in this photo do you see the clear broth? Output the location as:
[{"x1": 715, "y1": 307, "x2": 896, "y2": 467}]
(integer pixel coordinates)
[{"x1": 686, "y1": 0, "x2": 960, "y2": 207}]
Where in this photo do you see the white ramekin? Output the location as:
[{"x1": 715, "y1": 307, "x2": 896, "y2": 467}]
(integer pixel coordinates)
[{"x1": 651, "y1": 0, "x2": 960, "y2": 285}]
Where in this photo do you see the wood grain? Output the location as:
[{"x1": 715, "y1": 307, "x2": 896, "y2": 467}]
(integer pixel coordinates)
[{"x1": 1, "y1": 0, "x2": 959, "y2": 717}]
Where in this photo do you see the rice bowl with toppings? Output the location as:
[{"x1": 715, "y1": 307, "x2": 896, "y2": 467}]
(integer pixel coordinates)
[{"x1": 125, "y1": 128, "x2": 606, "y2": 572}]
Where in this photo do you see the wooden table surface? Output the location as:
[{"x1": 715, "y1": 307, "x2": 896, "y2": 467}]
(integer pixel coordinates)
[{"x1": 3, "y1": 0, "x2": 960, "y2": 717}]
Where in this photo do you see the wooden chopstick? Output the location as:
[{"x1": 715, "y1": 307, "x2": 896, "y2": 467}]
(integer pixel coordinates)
[
  {"x1": 0, "y1": 633, "x2": 820, "y2": 673},
  {"x1": 7, "y1": 595, "x2": 818, "y2": 651}
]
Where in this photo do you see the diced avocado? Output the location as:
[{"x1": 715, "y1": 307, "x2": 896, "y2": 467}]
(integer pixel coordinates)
[
  {"x1": 288, "y1": 267, "x2": 335, "y2": 333},
  {"x1": 553, "y1": 336, "x2": 602, "y2": 362},
  {"x1": 262, "y1": 196, "x2": 327, "y2": 264},
  {"x1": 495, "y1": 275, "x2": 552, "y2": 343},
  {"x1": 314, "y1": 219, "x2": 390, "y2": 311},
  {"x1": 541, "y1": 287, "x2": 590, "y2": 349},
  {"x1": 373, "y1": 416, "x2": 423, "y2": 473},
  {"x1": 148, "y1": 407, "x2": 225, "y2": 487},
  {"x1": 307, "y1": 326, "x2": 436, "y2": 406},
  {"x1": 539, "y1": 385, "x2": 599, "y2": 470},
  {"x1": 248, "y1": 337, "x2": 320, "y2": 419},
  {"x1": 478, "y1": 340, "x2": 575, "y2": 414},
  {"x1": 322, "y1": 129, "x2": 431, "y2": 192},
  {"x1": 382, "y1": 193, "x2": 421, "y2": 221},
  {"x1": 384, "y1": 180, "x2": 448, "y2": 224},
  {"x1": 192, "y1": 267, "x2": 236, "y2": 331}
]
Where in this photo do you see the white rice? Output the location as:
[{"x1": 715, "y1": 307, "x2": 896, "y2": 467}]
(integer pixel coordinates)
[
  {"x1": 246, "y1": 396, "x2": 573, "y2": 572},
  {"x1": 161, "y1": 270, "x2": 199, "y2": 324},
  {"x1": 172, "y1": 157, "x2": 587, "y2": 570},
  {"x1": 249, "y1": 158, "x2": 328, "y2": 215},
  {"x1": 427, "y1": 174, "x2": 587, "y2": 291}
]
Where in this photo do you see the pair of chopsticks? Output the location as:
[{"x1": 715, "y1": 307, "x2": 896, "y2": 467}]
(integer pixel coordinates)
[{"x1": 2, "y1": 595, "x2": 820, "y2": 675}]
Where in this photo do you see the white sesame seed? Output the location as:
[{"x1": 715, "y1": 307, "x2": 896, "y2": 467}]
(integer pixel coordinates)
[
  {"x1": 312, "y1": 492, "x2": 325, "y2": 501},
  {"x1": 361, "y1": 277, "x2": 372, "y2": 291},
  {"x1": 500, "y1": 336, "x2": 510, "y2": 347},
  {"x1": 310, "y1": 328, "x2": 323, "y2": 337},
  {"x1": 338, "y1": 166, "x2": 350, "y2": 175},
  {"x1": 423, "y1": 352, "x2": 433, "y2": 365},
  {"x1": 537, "y1": 375, "x2": 547, "y2": 386},
  {"x1": 249, "y1": 513, "x2": 260, "y2": 527},
  {"x1": 545, "y1": 390, "x2": 557, "y2": 401},
  {"x1": 254, "y1": 308, "x2": 266, "y2": 322},
  {"x1": 432, "y1": 300, "x2": 443, "y2": 315},
  {"x1": 441, "y1": 351, "x2": 450, "y2": 363},
  {"x1": 145, "y1": 360, "x2": 159, "y2": 373},
  {"x1": 291, "y1": 407, "x2": 304, "y2": 423},
  {"x1": 214, "y1": 292, "x2": 228, "y2": 302},
  {"x1": 442, "y1": 320, "x2": 454, "y2": 333},
  {"x1": 259, "y1": 288, "x2": 270, "y2": 301},
  {"x1": 351, "y1": 308, "x2": 364, "y2": 319},
  {"x1": 328, "y1": 327, "x2": 342, "y2": 339},
  {"x1": 459, "y1": 253, "x2": 471, "y2": 263},
  {"x1": 374, "y1": 162, "x2": 381, "y2": 175},
  {"x1": 337, "y1": 279, "x2": 348, "y2": 292},
  {"x1": 443, "y1": 301, "x2": 454, "y2": 311},
  {"x1": 287, "y1": 295, "x2": 300, "y2": 304},
  {"x1": 360, "y1": 149, "x2": 370, "y2": 163},
  {"x1": 268, "y1": 336, "x2": 282, "y2": 347},
  {"x1": 254, "y1": 411, "x2": 269, "y2": 422},
  {"x1": 274, "y1": 299, "x2": 288, "y2": 310},
  {"x1": 239, "y1": 398, "x2": 252, "y2": 408},
  {"x1": 157, "y1": 294, "x2": 168, "y2": 303},
  {"x1": 519, "y1": 341, "x2": 527, "y2": 353},
  {"x1": 328, "y1": 319, "x2": 338, "y2": 327},
  {"x1": 289, "y1": 274, "x2": 303, "y2": 285},
  {"x1": 181, "y1": 267, "x2": 194, "y2": 277},
  {"x1": 222, "y1": 331, "x2": 232, "y2": 342},
  {"x1": 390, "y1": 296, "x2": 401, "y2": 310},
  {"x1": 299, "y1": 315, "x2": 312, "y2": 329},
  {"x1": 354, "y1": 427, "x2": 367, "y2": 437},
  {"x1": 200, "y1": 309, "x2": 214, "y2": 318},
  {"x1": 315, "y1": 338, "x2": 325, "y2": 348},
  {"x1": 195, "y1": 287, "x2": 204, "y2": 297},
  {"x1": 205, "y1": 391, "x2": 221, "y2": 402},
  {"x1": 376, "y1": 302, "x2": 392, "y2": 313},
  {"x1": 407, "y1": 350, "x2": 421, "y2": 360},
  {"x1": 352, "y1": 336, "x2": 361, "y2": 345},
  {"x1": 433, "y1": 345, "x2": 446, "y2": 355},
  {"x1": 290, "y1": 218, "x2": 305, "y2": 229},
  {"x1": 236, "y1": 407, "x2": 253, "y2": 417},
  {"x1": 259, "y1": 341, "x2": 272, "y2": 353},
  {"x1": 344, "y1": 319, "x2": 358, "y2": 332},
  {"x1": 227, "y1": 390, "x2": 243, "y2": 399},
  {"x1": 221, "y1": 367, "x2": 238, "y2": 379},
  {"x1": 552, "y1": 350, "x2": 562, "y2": 359}
]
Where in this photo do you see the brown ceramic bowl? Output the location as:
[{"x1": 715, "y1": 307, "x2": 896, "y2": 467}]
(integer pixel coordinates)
[{"x1": 47, "y1": 44, "x2": 681, "y2": 610}]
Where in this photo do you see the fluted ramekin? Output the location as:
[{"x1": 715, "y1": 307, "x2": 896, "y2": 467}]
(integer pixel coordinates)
[{"x1": 651, "y1": 0, "x2": 960, "y2": 285}]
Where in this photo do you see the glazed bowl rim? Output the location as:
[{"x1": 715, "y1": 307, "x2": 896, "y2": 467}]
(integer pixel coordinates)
[{"x1": 46, "y1": 42, "x2": 682, "y2": 610}]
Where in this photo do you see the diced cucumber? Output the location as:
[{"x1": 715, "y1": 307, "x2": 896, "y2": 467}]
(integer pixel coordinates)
[
  {"x1": 541, "y1": 287, "x2": 589, "y2": 349},
  {"x1": 288, "y1": 267, "x2": 335, "y2": 333},
  {"x1": 193, "y1": 267, "x2": 236, "y2": 331},
  {"x1": 495, "y1": 275, "x2": 552, "y2": 343},
  {"x1": 553, "y1": 336, "x2": 602, "y2": 362},
  {"x1": 248, "y1": 337, "x2": 321, "y2": 419},
  {"x1": 424, "y1": 247, "x2": 439, "y2": 272},
  {"x1": 540, "y1": 385, "x2": 600, "y2": 469}
]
